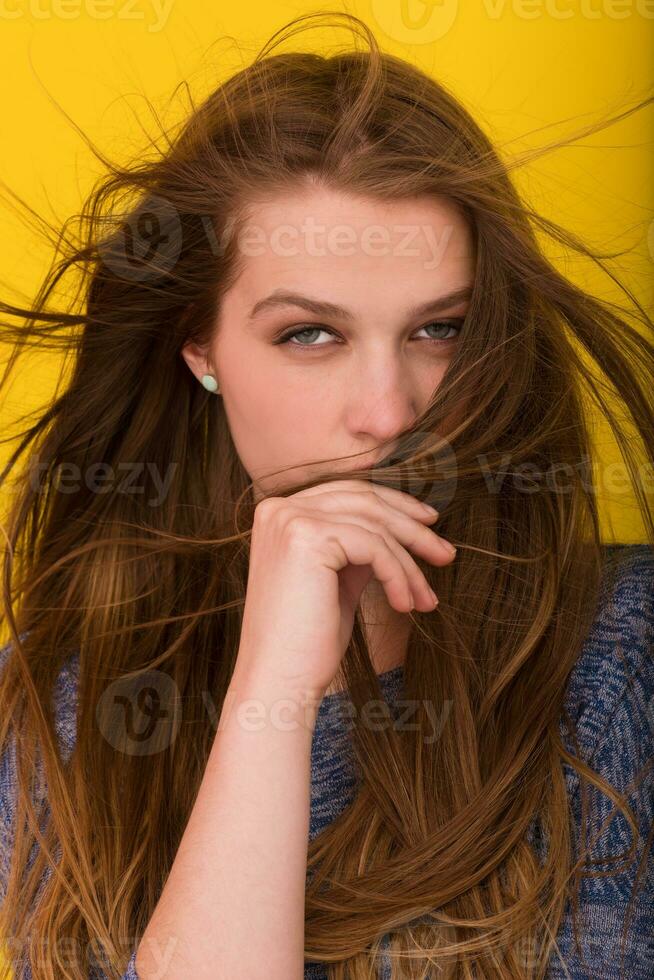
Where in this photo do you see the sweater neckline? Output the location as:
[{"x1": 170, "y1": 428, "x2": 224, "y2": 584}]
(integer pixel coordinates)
[{"x1": 318, "y1": 663, "x2": 405, "y2": 706}]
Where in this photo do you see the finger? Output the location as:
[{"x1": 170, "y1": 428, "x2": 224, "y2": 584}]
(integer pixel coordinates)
[
  {"x1": 291, "y1": 490, "x2": 454, "y2": 564},
  {"x1": 325, "y1": 521, "x2": 419, "y2": 613},
  {"x1": 292, "y1": 480, "x2": 439, "y2": 524},
  {"x1": 310, "y1": 511, "x2": 439, "y2": 611}
]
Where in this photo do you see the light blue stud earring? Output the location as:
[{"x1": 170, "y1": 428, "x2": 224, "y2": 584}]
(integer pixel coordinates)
[{"x1": 201, "y1": 373, "x2": 220, "y2": 394}]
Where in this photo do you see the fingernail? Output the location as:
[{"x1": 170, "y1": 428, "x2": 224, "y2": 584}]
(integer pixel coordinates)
[
  {"x1": 429, "y1": 589, "x2": 439, "y2": 605},
  {"x1": 443, "y1": 541, "x2": 457, "y2": 556},
  {"x1": 422, "y1": 503, "x2": 439, "y2": 516}
]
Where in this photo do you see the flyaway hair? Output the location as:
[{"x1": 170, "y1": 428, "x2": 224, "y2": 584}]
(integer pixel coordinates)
[{"x1": 0, "y1": 11, "x2": 653, "y2": 979}]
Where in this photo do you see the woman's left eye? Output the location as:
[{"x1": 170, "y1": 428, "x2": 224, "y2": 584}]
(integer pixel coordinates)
[{"x1": 274, "y1": 319, "x2": 465, "y2": 350}]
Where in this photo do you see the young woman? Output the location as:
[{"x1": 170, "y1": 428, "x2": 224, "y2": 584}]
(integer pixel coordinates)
[{"x1": 0, "y1": 11, "x2": 652, "y2": 980}]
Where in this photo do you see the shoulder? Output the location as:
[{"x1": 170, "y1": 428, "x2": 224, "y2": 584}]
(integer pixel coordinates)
[
  {"x1": 548, "y1": 545, "x2": 654, "y2": 975},
  {"x1": 0, "y1": 638, "x2": 80, "y2": 825},
  {"x1": 0, "y1": 638, "x2": 80, "y2": 905},
  {"x1": 561, "y1": 543, "x2": 654, "y2": 758}
]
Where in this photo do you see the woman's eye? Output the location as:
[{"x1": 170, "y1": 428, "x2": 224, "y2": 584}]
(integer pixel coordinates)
[
  {"x1": 277, "y1": 326, "x2": 334, "y2": 348},
  {"x1": 275, "y1": 319, "x2": 464, "y2": 350},
  {"x1": 415, "y1": 320, "x2": 464, "y2": 344}
]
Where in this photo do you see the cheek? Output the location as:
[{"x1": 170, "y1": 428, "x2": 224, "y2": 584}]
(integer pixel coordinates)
[
  {"x1": 232, "y1": 369, "x2": 323, "y2": 427},
  {"x1": 262, "y1": 382, "x2": 331, "y2": 453},
  {"x1": 223, "y1": 373, "x2": 329, "y2": 471},
  {"x1": 416, "y1": 359, "x2": 451, "y2": 401}
]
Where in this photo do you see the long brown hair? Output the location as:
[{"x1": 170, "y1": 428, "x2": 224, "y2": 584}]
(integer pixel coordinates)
[{"x1": 1, "y1": 11, "x2": 652, "y2": 979}]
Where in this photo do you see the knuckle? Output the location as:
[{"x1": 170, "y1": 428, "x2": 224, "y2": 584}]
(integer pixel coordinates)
[
  {"x1": 253, "y1": 495, "x2": 281, "y2": 524},
  {"x1": 367, "y1": 494, "x2": 386, "y2": 518},
  {"x1": 282, "y1": 511, "x2": 319, "y2": 545},
  {"x1": 348, "y1": 486, "x2": 377, "y2": 505}
]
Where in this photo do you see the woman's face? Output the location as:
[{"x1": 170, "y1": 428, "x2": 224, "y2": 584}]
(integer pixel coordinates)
[{"x1": 182, "y1": 185, "x2": 475, "y2": 501}]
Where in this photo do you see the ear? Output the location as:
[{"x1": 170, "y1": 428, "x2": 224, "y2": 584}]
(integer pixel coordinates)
[{"x1": 180, "y1": 340, "x2": 213, "y2": 384}]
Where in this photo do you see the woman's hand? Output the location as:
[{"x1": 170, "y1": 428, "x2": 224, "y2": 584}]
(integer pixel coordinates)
[{"x1": 235, "y1": 480, "x2": 456, "y2": 698}]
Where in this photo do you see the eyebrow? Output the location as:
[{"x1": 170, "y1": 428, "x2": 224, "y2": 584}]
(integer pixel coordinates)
[{"x1": 248, "y1": 285, "x2": 473, "y2": 322}]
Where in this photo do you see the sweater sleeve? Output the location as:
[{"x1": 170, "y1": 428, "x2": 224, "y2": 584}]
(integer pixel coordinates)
[
  {"x1": 0, "y1": 642, "x2": 142, "y2": 980},
  {"x1": 546, "y1": 547, "x2": 654, "y2": 979}
]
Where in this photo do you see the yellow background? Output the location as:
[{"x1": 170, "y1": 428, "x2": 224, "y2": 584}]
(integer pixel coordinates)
[
  {"x1": 0, "y1": 2, "x2": 652, "y2": 546},
  {"x1": 0, "y1": 5, "x2": 652, "y2": 971}
]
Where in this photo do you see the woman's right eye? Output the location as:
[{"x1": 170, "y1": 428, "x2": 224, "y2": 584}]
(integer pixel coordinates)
[{"x1": 273, "y1": 325, "x2": 339, "y2": 350}]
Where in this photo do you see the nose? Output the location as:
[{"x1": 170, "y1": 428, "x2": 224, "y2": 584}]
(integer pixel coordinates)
[{"x1": 345, "y1": 363, "x2": 420, "y2": 450}]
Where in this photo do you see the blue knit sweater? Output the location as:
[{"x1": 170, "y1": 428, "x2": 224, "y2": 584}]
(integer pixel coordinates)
[{"x1": 1, "y1": 544, "x2": 652, "y2": 979}]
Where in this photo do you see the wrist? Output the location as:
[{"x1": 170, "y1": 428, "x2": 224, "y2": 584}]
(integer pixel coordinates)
[{"x1": 225, "y1": 660, "x2": 325, "y2": 732}]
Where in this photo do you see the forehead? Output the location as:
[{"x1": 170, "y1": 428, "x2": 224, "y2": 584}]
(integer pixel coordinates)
[
  {"x1": 243, "y1": 185, "x2": 468, "y2": 231},
  {"x1": 229, "y1": 186, "x2": 475, "y2": 299}
]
